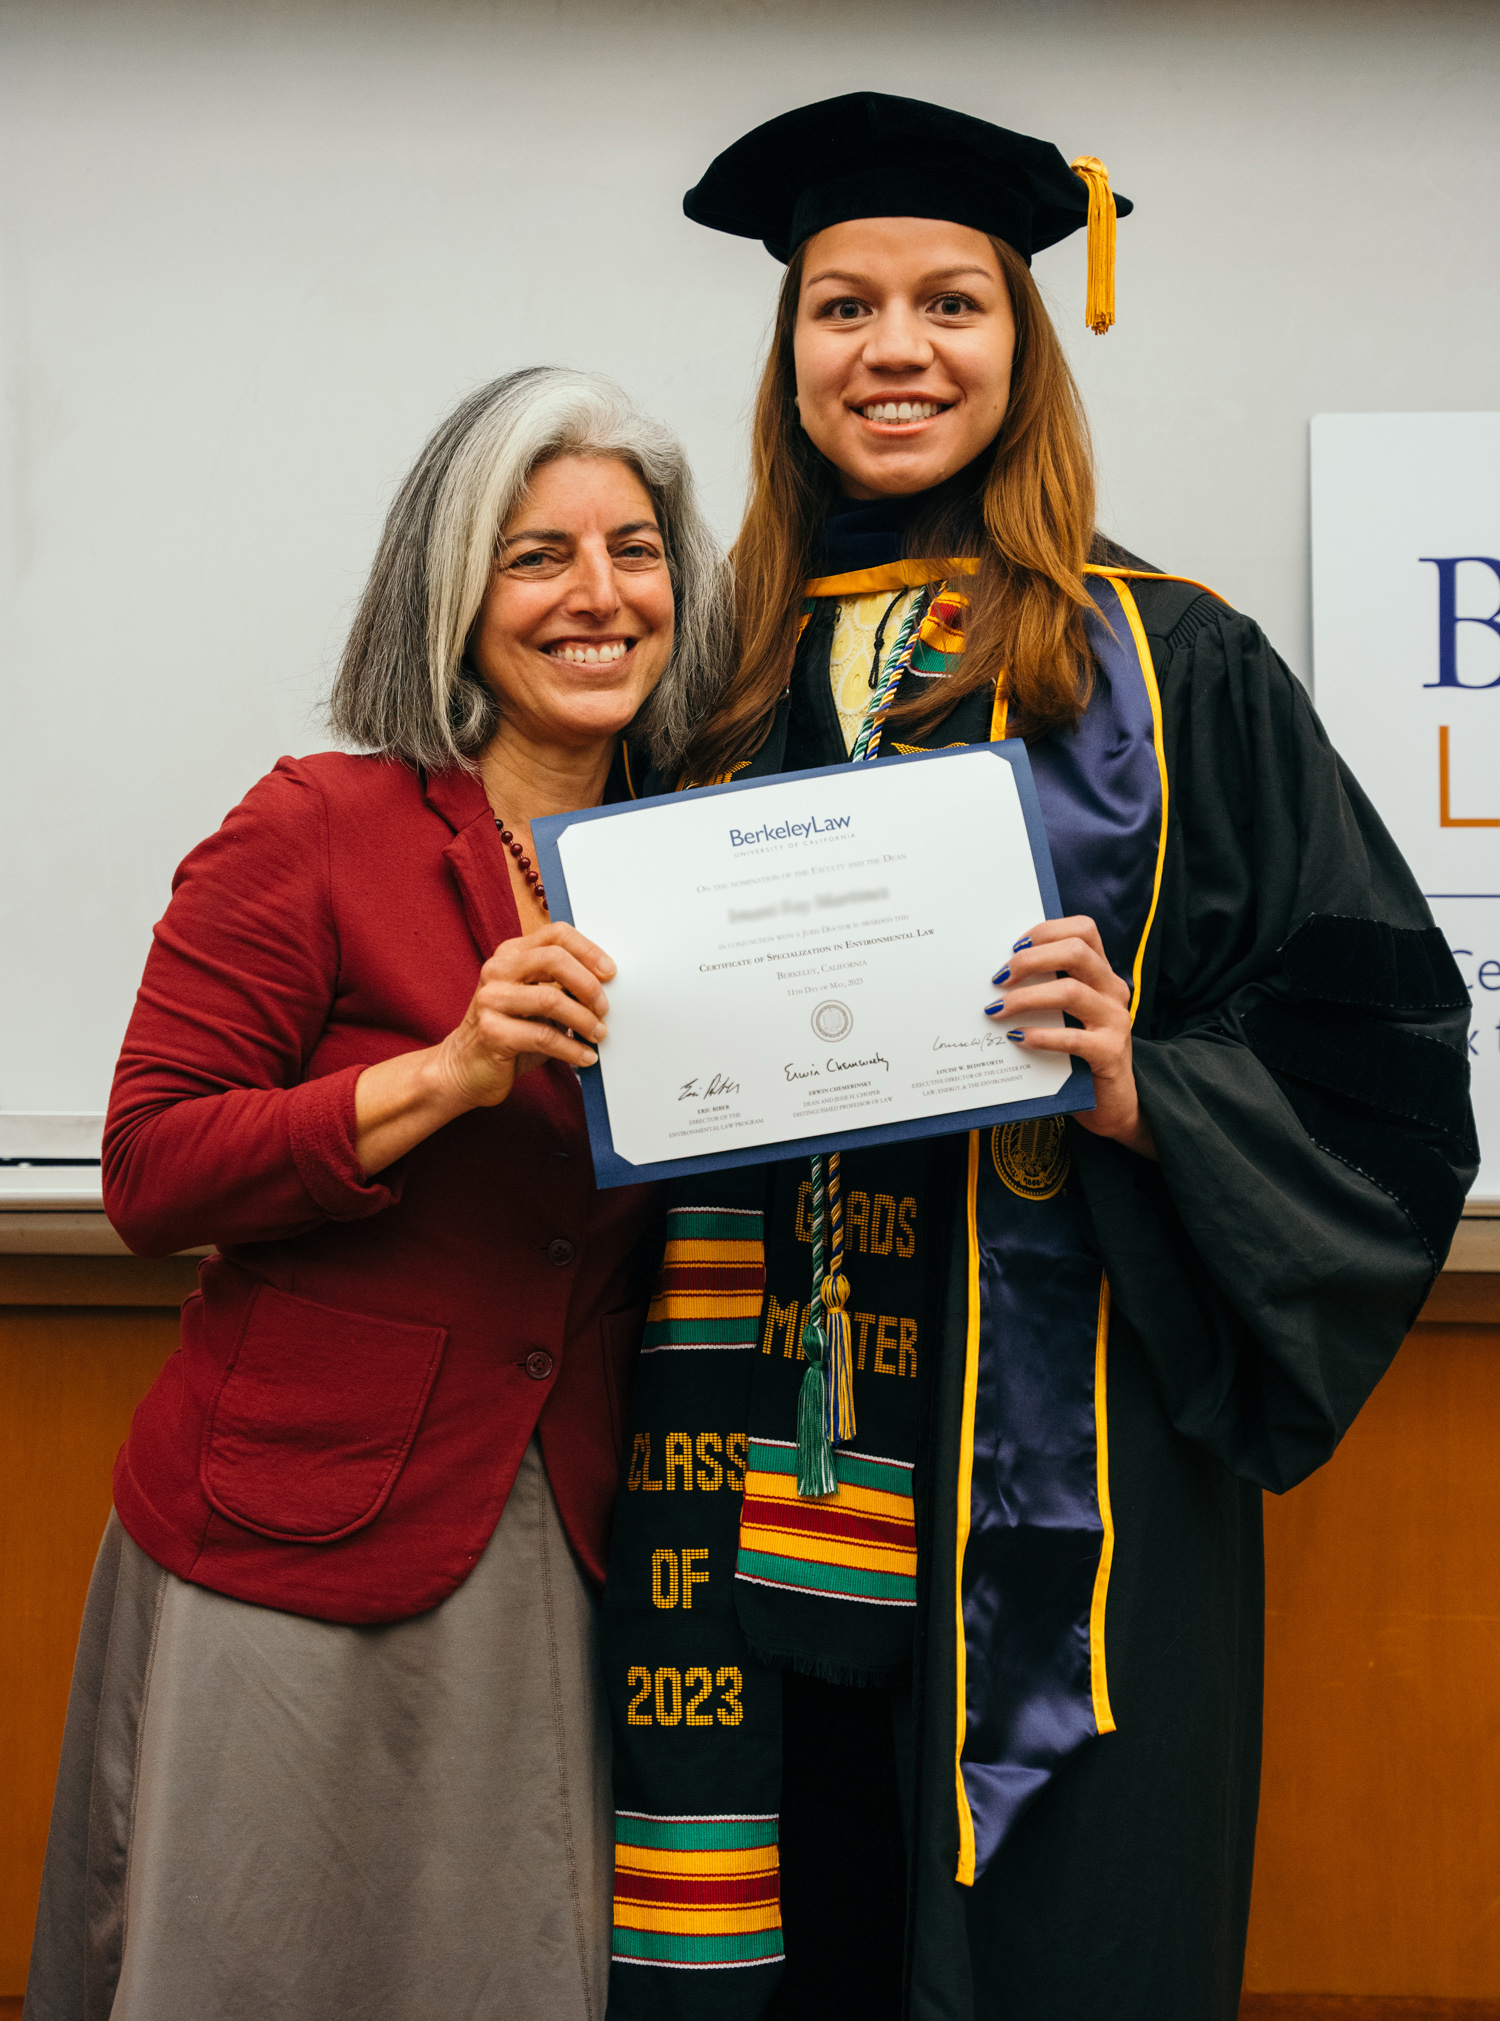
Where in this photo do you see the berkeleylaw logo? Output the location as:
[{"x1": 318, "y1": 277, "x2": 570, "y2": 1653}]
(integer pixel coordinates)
[{"x1": 728, "y1": 813, "x2": 851, "y2": 848}]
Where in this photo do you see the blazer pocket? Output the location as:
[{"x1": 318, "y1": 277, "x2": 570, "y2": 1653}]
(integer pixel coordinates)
[{"x1": 201, "y1": 1280, "x2": 446, "y2": 1543}]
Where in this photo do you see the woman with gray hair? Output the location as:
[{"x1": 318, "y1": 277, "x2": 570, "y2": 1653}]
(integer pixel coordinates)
[{"x1": 24, "y1": 367, "x2": 727, "y2": 2021}]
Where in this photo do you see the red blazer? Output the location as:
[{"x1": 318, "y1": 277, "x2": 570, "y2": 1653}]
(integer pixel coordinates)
[{"x1": 105, "y1": 754, "x2": 662, "y2": 1625}]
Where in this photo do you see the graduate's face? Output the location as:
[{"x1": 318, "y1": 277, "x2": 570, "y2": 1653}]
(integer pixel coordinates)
[
  {"x1": 793, "y1": 218, "x2": 1015, "y2": 501},
  {"x1": 470, "y1": 456, "x2": 675, "y2": 750}
]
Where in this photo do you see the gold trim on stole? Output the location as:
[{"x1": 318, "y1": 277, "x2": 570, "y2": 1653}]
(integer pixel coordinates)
[{"x1": 951, "y1": 565, "x2": 1182, "y2": 1881}]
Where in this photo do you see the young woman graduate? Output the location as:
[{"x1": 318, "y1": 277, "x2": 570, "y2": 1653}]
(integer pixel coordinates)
[{"x1": 600, "y1": 95, "x2": 1477, "y2": 2021}]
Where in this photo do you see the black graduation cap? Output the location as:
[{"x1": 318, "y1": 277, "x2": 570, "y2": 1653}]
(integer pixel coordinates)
[{"x1": 683, "y1": 92, "x2": 1131, "y2": 332}]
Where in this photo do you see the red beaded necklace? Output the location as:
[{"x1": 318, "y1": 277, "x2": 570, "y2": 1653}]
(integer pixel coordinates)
[{"x1": 495, "y1": 820, "x2": 548, "y2": 913}]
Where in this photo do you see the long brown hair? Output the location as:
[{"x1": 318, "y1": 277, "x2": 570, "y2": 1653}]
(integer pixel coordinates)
[{"x1": 682, "y1": 235, "x2": 1100, "y2": 782}]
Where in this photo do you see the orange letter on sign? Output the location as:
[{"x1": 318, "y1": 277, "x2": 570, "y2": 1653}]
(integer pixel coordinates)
[{"x1": 1439, "y1": 725, "x2": 1500, "y2": 827}]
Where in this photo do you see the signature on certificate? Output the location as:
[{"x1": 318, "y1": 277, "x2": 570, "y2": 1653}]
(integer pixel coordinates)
[
  {"x1": 677, "y1": 1072, "x2": 741, "y2": 1102},
  {"x1": 784, "y1": 1054, "x2": 891, "y2": 1081}
]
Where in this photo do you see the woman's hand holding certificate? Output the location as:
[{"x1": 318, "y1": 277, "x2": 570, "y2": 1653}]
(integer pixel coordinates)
[{"x1": 535, "y1": 743, "x2": 1100, "y2": 1183}]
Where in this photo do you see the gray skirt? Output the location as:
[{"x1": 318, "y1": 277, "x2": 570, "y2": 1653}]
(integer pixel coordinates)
[{"x1": 25, "y1": 1442, "x2": 612, "y2": 2021}]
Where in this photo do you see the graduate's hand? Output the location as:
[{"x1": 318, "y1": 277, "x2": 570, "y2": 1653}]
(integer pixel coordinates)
[
  {"x1": 353, "y1": 925, "x2": 614, "y2": 1178},
  {"x1": 984, "y1": 916, "x2": 1156, "y2": 1159}
]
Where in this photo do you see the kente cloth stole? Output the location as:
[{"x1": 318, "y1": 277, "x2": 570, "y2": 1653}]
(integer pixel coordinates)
[
  {"x1": 603, "y1": 567, "x2": 1168, "y2": 2012},
  {"x1": 603, "y1": 1173, "x2": 782, "y2": 2015},
  {"x1": 602, "y1": 1144, "x2": 930, "y2": 2019}
]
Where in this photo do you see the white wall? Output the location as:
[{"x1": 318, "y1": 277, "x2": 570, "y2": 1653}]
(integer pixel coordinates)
[{"x1": 3, "y1": 0, "x2": 1498, "y2": 1126}]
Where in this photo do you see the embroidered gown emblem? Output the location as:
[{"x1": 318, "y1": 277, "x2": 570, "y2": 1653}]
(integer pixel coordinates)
[{"x1": 990, "y1": 1116, "x2": 1071, "y2": 1201}]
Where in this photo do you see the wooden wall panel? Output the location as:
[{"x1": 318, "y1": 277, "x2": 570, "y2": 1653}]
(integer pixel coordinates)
[
  {"x1": 1239, "y1": 2001, "x2": 1500, "y2": 2019},
  {"x1": 1240, "y1": 2001, "x2": 1500, "y2": 2019},
  {"x1": 0, "y1": 1261, "x2": 1496, "y2": 2004},
  {"x1": 1243, "y1": 1312, "x2": 1500, "y2": 1998},
  {"x1": 0, "y1": 1271, "x2": 183, "y2": 1993}
]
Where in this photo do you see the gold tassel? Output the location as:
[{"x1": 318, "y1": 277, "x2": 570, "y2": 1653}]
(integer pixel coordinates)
[
  {"x1": 821, "y1": 1270, "x2": 856, "y2": 1442},
  {"x1": 1070, "y1": 155, "x2": 1118, "y2": 335}
]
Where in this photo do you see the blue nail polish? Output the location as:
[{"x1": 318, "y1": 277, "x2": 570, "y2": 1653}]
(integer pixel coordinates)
[
  {"x1": 1012, "y1": 936, "x2": 1032, "y2": 953},
  {"x1": 1006, "y1": 1029, "x2": 1026, "y2": 1041},
  {"x1": 991, "y1": 966, "x2": 1011, "y2": 985},
  {"x1": 984, "y1": 1000, "x2": 1005, "y2": 1016}
]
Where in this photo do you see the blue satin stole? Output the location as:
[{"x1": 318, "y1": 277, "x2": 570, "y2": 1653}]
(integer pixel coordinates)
[{"x1": 957, "y1": 574, "x2": 1165, "y2": 1879}]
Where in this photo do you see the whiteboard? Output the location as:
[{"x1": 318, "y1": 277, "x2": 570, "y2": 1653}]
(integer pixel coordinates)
[{"x1": 3, "y1": 0, "x2": 1499, "y2": 1153}]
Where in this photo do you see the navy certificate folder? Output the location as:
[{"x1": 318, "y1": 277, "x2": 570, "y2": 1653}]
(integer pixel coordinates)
[{"x1": 531, "y1": 743, "x2": 1094, "y2": 1189}]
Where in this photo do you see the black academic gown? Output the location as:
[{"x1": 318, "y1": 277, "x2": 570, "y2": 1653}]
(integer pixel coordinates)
[
  {"x1": 629, "y1": 563, "x2": 1474, "y2": 2021},
  {"x1": 736, "y1": 568, "x2": 1471, "y2": 2021}
]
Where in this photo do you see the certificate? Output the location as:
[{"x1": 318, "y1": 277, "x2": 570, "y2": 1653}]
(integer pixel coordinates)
[{"x1": 532, "y1": 744, "x2": 1093, "y2": 1186}]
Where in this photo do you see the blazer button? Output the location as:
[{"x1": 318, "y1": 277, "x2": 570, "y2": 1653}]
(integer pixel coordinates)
[
  {"x1": 546, "y1": 1238, "x2": 577, "y2": 1267},
  {"x1": 525, "y1": 1350, "x2": 555, "y2": 1381}
]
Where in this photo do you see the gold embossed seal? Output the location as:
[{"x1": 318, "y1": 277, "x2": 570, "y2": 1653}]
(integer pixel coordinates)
[{"x1": 990, "y1": 1116, "x2": 1070, "y2": 1202}]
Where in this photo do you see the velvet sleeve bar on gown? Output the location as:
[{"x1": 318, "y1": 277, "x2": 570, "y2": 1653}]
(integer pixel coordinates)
[{"x1": 1075, "y1": 583, "x2": 1476, "y2": 1494}]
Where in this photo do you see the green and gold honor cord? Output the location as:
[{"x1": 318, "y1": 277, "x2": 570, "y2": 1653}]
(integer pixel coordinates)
[{"x1": 794, "y1": 586, "x2": 937, "y2": 1498}]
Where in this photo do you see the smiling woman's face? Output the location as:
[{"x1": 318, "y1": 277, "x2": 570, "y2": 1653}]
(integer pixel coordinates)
[
  {"x1": 792, "y1": 217, "x2": 1016, "y2": 500},
  {"x1": 470, "y1": 454, "x2": 675, "y2": 749}
]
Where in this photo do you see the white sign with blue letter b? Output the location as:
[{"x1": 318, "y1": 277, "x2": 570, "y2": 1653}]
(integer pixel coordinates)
[{"x1": 1312, "y1": 412, "x2": 1500, "y2": 1205}]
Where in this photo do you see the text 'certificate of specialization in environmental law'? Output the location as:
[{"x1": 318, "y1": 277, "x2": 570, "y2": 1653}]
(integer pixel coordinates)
[{"x1": 532, "y1": 744, "x2": 1093, "y2": 1186}]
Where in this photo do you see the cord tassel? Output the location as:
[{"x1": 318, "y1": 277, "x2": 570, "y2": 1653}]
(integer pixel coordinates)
[
  {"x1": 821, "y1": 1153, "x2": 856, "y2": 1444},
  {"x1": 795, "y1": 1338, "x2": 836, "y2": 1498},
  {"x1": 1070, "y1": 155, "x2": 1118, "y2": 335},
  {"x1": 848, "y1": 587, "x2": 934, "y2": 763},
  {"x1": 794, "y1": 603, "x2": 936, "y2": 1500},
  {"x1": 796, "y1": 1156, "x2": 837, "y2": 1497},
  {"x1": 822, "y1": 1292, "x2": 854, "y2": 1440}
]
